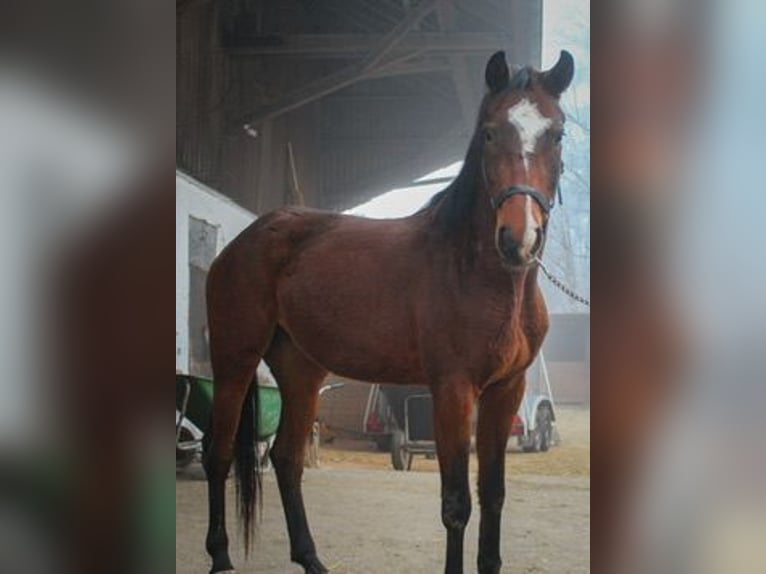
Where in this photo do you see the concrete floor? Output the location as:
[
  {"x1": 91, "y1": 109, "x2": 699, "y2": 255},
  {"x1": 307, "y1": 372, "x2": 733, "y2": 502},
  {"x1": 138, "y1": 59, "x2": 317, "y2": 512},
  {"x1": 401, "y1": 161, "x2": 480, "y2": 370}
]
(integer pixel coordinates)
[{"x1": 176, "y1": 466, "x2": 589, "y2": 573}]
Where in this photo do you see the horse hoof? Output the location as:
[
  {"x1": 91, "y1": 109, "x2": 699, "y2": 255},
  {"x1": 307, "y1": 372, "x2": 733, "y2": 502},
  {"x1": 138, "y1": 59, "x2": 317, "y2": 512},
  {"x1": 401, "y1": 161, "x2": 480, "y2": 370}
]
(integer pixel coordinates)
[
  {"x1": 301, "y1": 556, "x2": 329, "y2": 574},
  {"x1": 211, "y1": 570, "x2": 236, "y2": 574}
]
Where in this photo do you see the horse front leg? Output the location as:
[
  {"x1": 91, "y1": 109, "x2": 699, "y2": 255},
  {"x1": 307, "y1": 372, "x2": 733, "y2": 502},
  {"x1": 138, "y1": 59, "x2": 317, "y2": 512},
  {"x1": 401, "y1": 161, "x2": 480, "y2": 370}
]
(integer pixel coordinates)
[
  {"x1": 475, "y1": 377, "x2": 525, "y2": 574},
  {"x1": 432, "y1": 381, "x2": 476, "y2": 574}
]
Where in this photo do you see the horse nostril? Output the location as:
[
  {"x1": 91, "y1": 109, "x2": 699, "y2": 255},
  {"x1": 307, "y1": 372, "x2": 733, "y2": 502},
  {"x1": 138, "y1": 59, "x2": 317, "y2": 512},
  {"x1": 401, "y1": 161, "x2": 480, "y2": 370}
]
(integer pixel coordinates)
[{"x1": 498, "y1": 226, "x2": 518, "y2": 259}]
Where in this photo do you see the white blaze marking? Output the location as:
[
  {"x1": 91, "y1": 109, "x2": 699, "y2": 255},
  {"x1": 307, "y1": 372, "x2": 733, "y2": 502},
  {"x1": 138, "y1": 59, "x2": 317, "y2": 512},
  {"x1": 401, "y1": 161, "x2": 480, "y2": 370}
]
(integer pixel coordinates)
[
  {"x1": 521, "y1": 195, "x2": 538, "y2": 256},
  {"x1": 507, "y1": 98, "x2": 552, "y2": 172}
]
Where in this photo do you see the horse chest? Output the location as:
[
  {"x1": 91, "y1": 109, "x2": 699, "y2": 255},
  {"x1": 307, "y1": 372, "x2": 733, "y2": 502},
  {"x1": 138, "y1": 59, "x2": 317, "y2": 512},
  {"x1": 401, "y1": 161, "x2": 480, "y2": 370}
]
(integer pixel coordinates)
[
  {"x1": 432, "y1": 295, "x2": 543, "y2": 386},
  {"x1": 471, "y1": 316, "x2": 528, "y2": 383}
]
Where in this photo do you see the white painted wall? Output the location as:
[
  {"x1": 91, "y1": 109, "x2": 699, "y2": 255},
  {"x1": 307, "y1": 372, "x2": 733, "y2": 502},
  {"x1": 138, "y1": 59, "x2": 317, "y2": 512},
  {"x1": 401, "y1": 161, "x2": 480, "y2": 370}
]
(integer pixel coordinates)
[{"x1": 176, "y1": 171, "x2": 256, "y2": 374}]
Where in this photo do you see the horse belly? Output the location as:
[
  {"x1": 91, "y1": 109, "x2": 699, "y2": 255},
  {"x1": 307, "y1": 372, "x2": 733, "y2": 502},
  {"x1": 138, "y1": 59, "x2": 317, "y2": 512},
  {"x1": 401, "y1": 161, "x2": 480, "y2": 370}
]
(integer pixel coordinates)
[{"x1": 276, "y1": 267, "x2": 423, "y2": 384}]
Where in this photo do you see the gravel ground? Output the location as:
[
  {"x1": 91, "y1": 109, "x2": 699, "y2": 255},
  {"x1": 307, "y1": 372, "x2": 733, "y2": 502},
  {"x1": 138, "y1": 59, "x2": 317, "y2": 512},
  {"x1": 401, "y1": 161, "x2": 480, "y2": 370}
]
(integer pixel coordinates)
[{"x1": 176, "y1": 406, "x2": 589, "y2": 573}]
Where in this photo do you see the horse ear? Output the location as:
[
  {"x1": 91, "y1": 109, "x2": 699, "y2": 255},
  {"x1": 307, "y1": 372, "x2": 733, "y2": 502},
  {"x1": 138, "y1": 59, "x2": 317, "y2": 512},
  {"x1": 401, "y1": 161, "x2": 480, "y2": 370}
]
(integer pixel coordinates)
[
  {"x1": 541, "y1": 50, "x2": 574, "y2": 97},
  {"x1": 485, "y1": 51, "x2": 510, "y2": 94}
]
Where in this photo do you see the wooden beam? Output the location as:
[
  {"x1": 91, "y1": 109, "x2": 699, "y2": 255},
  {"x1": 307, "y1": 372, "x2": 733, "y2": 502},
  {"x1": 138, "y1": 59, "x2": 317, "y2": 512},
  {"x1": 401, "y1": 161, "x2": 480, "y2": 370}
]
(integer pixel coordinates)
[
  {"x1": 365, "y1": 55, "x2": 450, "y2": 79},
  {"x1": 453, "y1": 0, "x2": 508, "y2": 32},
  {"x1": 436, "y1": 0, "x2": 482, "y2": 132},
  {"x1": 358, "y1": 0, "x2": 438, "y2": 73},
  {"x1": 233, "y1": 0, "x2": 439, "y2": 129},
  {"x1": 227, "y1": 32, "x2": 508, "y2": 58}
]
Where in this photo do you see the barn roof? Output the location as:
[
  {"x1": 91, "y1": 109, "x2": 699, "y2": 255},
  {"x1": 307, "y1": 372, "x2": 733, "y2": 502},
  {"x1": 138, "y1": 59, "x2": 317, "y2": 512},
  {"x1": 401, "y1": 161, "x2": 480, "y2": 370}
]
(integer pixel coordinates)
[{"x1": 177, "y1": 0, "x2": 543, "y2": 213}]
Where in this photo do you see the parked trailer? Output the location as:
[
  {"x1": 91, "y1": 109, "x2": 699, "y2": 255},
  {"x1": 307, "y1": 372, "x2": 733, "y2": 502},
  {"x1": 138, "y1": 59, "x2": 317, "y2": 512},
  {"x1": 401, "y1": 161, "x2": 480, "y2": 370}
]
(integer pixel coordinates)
[
  {"x1": 176, "y1": 170, "x2": 256, "y2": 377},
  {"x1": 175, "y1": 171, "x2": 281, "y2": 468},
  {"x1": 364, "y1": 352, "x2": 558, "y2": 471},
  {"x1": 512, "y1": 352, "x2": 559, "y2": 452}
]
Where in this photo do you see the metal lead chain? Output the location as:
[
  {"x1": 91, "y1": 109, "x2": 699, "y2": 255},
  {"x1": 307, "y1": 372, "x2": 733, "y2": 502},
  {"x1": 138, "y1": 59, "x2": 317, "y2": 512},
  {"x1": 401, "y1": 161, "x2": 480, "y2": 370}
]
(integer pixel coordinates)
[{"x1": 534, "y1": 256, "x2": 590, "y2": 307}]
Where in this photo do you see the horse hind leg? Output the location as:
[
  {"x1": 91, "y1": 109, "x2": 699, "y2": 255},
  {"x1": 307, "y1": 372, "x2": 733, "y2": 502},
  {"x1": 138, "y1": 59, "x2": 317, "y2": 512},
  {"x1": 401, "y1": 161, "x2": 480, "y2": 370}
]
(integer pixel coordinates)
[
  {"x1": 204, "y1": 270, "x2": 277, "y2": 573},
  {"x1": 203, "y1": 362, "x2": 257, "y2": 574},
  {"x1": 265, "y1": 327, "x2": 329, "y2": 574}
]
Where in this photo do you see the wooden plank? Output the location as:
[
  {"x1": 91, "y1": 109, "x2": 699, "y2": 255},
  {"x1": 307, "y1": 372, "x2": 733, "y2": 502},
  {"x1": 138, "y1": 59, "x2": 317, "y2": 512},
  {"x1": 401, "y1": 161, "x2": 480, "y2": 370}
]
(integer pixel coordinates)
[
  {"x1": 227, "y1": 32, "x2": 508, "y2": 57},
  {"x1": 365, "y1": 55, "x2": 450, "y2": 79},
  {"x1": 234, "y1": 0, "x2": 439, "y2": 129},
  {"x1": 286, "y1": 141, "x2": 306, "y2": 206}
]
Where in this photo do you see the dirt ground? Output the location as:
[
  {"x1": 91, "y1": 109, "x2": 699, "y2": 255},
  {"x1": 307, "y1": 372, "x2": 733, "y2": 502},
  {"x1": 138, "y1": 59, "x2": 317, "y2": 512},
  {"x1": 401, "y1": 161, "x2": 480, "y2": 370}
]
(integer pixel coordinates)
[{"x1": 176, "y1": 405, "x2": 589, "y2": 573}]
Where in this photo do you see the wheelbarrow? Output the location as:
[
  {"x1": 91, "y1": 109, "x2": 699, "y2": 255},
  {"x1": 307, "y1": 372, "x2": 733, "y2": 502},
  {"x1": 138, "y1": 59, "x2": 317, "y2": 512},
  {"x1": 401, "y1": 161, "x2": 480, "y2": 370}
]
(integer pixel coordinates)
[{"x1": 176, "y1": 373, "x2": 282, "y2": 469}]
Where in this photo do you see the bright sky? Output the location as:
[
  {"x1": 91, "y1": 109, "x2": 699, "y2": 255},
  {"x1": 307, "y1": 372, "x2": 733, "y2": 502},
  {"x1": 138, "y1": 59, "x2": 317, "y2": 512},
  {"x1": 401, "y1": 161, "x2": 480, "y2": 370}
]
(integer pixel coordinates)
[{"x1": 346, "y1": 0, "x2": 590, "y2": 218}]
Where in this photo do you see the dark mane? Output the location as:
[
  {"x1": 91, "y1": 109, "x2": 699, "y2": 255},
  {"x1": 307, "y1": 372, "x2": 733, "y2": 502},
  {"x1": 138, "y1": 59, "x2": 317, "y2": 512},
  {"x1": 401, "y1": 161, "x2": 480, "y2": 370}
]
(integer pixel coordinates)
[
  {"x1": 421, "y1": 134, "x2": 482, "y2": 234},
  {"x1": 420, "y1": 65, "x2": 535, "y2": 235}
]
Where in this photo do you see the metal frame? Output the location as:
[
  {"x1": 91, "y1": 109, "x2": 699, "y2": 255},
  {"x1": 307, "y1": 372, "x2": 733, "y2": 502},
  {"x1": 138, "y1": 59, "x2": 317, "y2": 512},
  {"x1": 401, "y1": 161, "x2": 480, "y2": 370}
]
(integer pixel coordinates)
[
  {"x1": 403, "y1": 392, "x2": 436, "y2": 455},
  {"x1": 516, "y1": 351, "x2": 559, "y2": 449},
  {"x1": 176, "y1": 377, "x2": 205, "y2": 468}
]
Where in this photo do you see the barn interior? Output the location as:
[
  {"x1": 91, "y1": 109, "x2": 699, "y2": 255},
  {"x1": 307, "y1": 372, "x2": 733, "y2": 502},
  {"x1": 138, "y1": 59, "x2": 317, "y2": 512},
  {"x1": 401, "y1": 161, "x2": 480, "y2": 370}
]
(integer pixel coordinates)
[{"x1": 176, "y1": 0, "x2": 589, "y2": 424}]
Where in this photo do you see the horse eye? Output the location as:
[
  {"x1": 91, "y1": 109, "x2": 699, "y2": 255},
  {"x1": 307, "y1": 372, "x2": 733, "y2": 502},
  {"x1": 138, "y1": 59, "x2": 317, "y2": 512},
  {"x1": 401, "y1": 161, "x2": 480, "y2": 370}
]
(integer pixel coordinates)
[
  {"x1": 553, "y1": 131, "x2": 564, "y2": 144},
  {"x1": 484, "y1": 128, "x2": 495, "y2": 143}
]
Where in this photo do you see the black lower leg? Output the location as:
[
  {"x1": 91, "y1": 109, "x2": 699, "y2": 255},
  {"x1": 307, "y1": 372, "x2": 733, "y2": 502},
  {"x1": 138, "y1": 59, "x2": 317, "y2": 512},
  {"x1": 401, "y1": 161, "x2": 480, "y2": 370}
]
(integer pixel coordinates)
[
  {"x1": 203, "y1": 445, "x2": 234, "y2": 574},
  {"x1": 477, "y1": 456, "x2": 505, "y2": 574},
  {"x1": 442, "y1": 451, "x2": 471, "y2": 574},
  {"x1": 272, "y1": 456, "x2": 327, "y2": 573}
]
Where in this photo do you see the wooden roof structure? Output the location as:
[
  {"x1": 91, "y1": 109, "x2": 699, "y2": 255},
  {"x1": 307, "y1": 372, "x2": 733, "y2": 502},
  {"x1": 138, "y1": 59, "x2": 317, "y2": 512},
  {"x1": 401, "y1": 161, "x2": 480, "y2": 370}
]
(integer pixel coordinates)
[{"x1": 177, "y1": 0, "x2": 542, "y2": 213}]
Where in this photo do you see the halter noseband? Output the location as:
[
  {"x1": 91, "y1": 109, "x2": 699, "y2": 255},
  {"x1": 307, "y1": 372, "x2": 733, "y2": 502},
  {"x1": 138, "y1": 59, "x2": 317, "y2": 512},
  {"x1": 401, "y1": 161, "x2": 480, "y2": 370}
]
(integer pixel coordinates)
[{"x1": 490, "y1": 185, "x2": 555, "y2": 214}]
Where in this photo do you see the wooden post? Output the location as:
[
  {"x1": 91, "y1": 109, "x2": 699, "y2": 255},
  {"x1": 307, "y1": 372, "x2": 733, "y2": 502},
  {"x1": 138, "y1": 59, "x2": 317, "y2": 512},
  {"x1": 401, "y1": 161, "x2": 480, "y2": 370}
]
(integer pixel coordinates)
[{"x1": 286, "y1": 141, "x2": 306, "y2": 206}]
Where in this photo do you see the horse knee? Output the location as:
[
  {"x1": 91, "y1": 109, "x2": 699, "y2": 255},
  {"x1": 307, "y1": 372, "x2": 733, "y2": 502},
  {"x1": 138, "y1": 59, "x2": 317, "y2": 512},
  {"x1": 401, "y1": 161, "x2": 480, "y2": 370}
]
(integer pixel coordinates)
[{"x1": 442, "y1": 488, "x2": 472, "y2": 531}]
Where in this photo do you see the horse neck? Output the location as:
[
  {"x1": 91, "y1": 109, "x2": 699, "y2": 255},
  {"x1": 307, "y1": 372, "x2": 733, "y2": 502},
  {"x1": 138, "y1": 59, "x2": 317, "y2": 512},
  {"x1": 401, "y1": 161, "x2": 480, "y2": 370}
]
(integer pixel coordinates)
[{"x1": 424, "y1": 178, "x2": 539, "y2": 305}]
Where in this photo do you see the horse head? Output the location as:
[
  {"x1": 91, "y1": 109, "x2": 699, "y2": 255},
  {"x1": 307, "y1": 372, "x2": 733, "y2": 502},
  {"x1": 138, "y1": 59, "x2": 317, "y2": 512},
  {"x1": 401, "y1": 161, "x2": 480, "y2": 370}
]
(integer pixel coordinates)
[{"x1": 478, "y1": 50, "x2": 574, "y2": 267}]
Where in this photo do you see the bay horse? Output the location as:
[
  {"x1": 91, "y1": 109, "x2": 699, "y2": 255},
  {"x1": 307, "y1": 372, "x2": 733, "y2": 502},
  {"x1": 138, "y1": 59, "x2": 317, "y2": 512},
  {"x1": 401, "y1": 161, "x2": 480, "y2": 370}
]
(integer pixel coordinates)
[{"x1": 204, "y1": 50, "x2": 574, "y2": 574}]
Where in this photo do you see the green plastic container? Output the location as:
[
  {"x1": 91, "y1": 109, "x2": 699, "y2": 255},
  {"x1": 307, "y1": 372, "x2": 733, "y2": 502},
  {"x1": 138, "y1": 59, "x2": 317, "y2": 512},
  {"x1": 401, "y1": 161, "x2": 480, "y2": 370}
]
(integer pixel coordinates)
[{"x1": 176, "y1": 375, "x2": 282, "y2": 440}]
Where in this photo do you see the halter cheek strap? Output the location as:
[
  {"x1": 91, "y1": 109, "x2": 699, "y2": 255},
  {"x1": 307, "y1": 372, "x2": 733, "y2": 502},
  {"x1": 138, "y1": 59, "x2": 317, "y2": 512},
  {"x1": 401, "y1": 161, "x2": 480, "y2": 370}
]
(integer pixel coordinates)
[{"x1": 491, "y1": 185, "x2": 554, "y2": 214}]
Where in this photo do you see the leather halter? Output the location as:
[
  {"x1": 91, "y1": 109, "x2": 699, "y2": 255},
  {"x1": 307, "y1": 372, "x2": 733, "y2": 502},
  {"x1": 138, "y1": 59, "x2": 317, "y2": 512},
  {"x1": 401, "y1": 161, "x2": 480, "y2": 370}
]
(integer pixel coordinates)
[{"x1": 490, "y1": 184, "x2": 555, "y2": 214}]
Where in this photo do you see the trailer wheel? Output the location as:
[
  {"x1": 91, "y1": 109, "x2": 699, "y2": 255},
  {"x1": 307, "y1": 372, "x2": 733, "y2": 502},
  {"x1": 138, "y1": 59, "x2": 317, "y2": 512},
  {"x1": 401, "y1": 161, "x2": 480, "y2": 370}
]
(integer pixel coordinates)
[
  {"x1": 522, "y1": 404, "x2": 553, "y2": 453},
  {"x1": 538, "y1": 405, "x2": 552, "y2": 452},
  {"x1": 390, "y1": 430, "x2": 412, "y2": 471}
]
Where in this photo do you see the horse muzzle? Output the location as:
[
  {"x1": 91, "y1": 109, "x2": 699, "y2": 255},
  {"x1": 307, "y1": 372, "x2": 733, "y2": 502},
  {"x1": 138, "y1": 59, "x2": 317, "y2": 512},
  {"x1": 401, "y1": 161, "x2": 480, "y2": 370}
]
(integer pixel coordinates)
[{"x1": 497, "y1": 225, "x2": 544, "y2": 267}]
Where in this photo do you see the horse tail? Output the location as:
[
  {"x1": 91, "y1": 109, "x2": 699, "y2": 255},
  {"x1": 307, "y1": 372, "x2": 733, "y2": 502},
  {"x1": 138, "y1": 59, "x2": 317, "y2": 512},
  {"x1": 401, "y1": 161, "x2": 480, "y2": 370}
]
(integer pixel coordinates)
[{"x1": 234, "y1": 375, "x2": 261, "y2": 556}]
